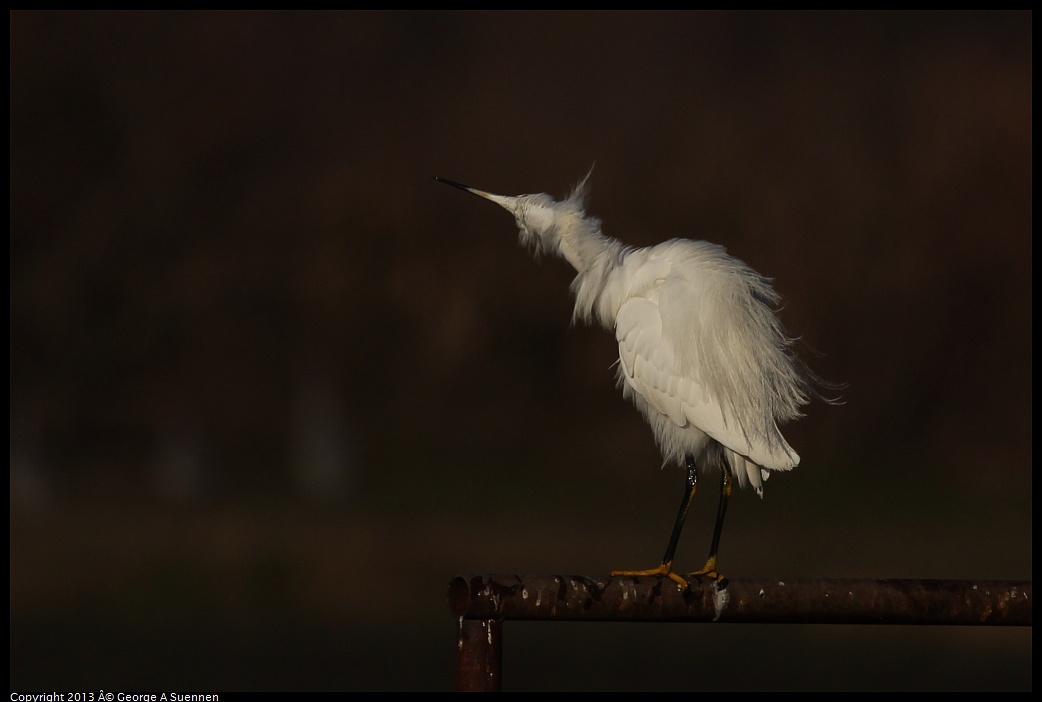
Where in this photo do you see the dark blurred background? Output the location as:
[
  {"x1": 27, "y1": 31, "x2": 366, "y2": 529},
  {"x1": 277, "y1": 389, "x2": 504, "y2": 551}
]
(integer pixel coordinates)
[{"x1": 10, "y1": 11, "x2": 1031, "y2": 691}]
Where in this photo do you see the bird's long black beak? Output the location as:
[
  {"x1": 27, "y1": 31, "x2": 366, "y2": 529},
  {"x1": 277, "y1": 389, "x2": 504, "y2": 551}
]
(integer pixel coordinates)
[
  {"x1": 434, "y1": 177, "x2": 514, "y2": 210},
  {"x1": 433, "y1": 177, "x2": 473, "y2": 193},
  {"x1": 433, "y1": 176, "x2": 498, "y2": 200}
]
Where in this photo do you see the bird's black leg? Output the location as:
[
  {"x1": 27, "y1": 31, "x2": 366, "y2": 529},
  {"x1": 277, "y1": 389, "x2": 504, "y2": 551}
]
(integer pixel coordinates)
[
  {"x1": 611, "y1": 454, "x2": 698, "y2": 588},
  {"x1": 688, "y1": 461, "x2": 733, "y2": 583},
  {"x1": 660, "y1": 454, "x2": 699, "y2": 568}
]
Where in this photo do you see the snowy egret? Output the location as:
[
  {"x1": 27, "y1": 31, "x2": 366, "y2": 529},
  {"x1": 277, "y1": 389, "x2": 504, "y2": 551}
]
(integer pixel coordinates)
[{"x1": 436, "y1": 172, "x2": 827, "y2": 587}]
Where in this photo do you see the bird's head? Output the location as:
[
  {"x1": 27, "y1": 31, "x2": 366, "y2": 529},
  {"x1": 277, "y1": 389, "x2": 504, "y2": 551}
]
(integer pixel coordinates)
[{"x1": 434, "y1": 175, "x2": 596, "y2": 266}]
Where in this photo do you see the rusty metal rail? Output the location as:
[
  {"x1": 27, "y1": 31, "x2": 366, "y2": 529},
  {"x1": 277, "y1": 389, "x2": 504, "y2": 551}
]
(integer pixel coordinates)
[{"x1": 449, "y1": 574, "x2": 1032, "y2": 691}]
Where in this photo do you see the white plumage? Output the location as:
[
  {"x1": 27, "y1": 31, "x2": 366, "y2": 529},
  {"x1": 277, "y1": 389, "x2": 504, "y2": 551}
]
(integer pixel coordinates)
[{"x1": 436, "y1": 171, "x2": 822, "y2": 584}]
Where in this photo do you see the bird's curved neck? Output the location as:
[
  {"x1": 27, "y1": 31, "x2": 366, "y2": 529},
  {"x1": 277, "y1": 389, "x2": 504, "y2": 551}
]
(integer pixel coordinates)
[{"x1": 562, "y1": 225, "x2": 630, "y2": 328}]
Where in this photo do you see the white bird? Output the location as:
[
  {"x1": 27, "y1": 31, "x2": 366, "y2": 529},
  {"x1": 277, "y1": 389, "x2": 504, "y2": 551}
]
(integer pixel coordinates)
[{"x1": 436, "y1": 171, "x2": 826, "y2": 587}]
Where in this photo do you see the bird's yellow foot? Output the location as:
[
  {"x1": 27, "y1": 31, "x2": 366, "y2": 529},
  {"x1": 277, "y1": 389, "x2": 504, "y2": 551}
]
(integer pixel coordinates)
[
  {"x1": 611, "y1": 563, "x2": 689, "y2": 588},
  {"x1": 686, "y1": 557, "x2": 726, "y2": 583}
]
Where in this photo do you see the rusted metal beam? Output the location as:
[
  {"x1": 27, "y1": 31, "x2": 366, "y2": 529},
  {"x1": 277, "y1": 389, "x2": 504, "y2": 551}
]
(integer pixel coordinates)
[
  {"x1": 450, "y1": 575, "x2": 1031, "y2": 690},
  {"x1": 449, "y1": 574, "x2": 1032, "y2": 626},
  {"x1": 456, "y1": 617, "x2": 502, "y2": 692}
]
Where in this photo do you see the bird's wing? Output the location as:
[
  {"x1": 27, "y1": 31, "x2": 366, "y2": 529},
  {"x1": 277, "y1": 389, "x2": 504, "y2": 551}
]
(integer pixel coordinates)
[
  {"x1": 615, "y1": 295, "x2": 797, "y2": 472},
  {"x1": 615, "y1": 297, "x2": 689, "y2": 428}
]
